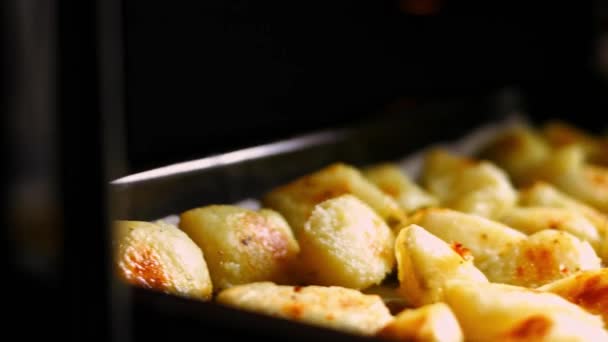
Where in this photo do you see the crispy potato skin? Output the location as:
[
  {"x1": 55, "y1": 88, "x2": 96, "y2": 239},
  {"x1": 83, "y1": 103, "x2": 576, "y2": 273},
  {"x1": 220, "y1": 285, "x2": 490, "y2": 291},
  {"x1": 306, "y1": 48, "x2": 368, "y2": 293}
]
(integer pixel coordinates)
[
  {"x1": 539, "y1": 269, "x2": 608, "y2": 326},
  {"x1": 364, "y1": 163, "x2": 439, "y2": 213},
  {"x1": 297, "y1": 195, "x2": 395, "y2": 289},
  {"x1": 395, "y1": 224, "x2": 488, "y2": 307},
  {"x1": 518, "y1": 182, "x2": 608, "y2": 262},
  {"x1": 421, "y1": 149, "x2": 517, "y2": 219},
  {"x1": 217, "y1": 282, "x2": 393, "y2": 336},
  {"x1": 262, "y1": 163, "x2": 406, "y2": 233},
  {"x1": 179, "y1": 206, "x2": 299, "y2": 290},
  {"x1": 377, "y1": 302, "x2": 463, "y2": 342},
  {"x1": 499, "y1": 207, "x2": 602, "y2": 254},
  {"x1": 444, "y1": 281, "x2": 608, "y2": 341},
  {"x1": 114, "y1": 220, "x2": 212, "y2": 300}
]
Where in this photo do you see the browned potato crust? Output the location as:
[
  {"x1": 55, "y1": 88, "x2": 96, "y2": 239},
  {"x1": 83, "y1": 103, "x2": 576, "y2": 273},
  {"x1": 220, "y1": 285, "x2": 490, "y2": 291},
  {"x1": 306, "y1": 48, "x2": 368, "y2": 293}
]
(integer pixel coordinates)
[{"x1": 114, "y1": 220, "x2": 213, "y2": 300}]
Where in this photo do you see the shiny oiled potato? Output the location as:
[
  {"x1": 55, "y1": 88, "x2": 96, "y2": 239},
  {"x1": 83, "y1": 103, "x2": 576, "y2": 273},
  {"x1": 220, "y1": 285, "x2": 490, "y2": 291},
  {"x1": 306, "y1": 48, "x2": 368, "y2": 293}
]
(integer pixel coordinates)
[
  {"x1": 363, "y1": 163, "x2": 439, "y2": 213},
  {"x1": 407, "y1": 208, "x2": 526, "y2": 276},
  {"x1": 494, "y1": 229, "x2": 601, "y2": 288},
  {"x1": 395, "y1": 224, "x2": 488, "y2": 307},
  {"x1": 179, "y1": 205, "x2": 299, "y2": 290},
  {"x1": 444, "y1": 281, "x2": 608, "y2": 341},
  {"x1": 114, "y1": 220, "x2": 212, "y2": 300},
  {"x1": 376, "y1": 302, "x2": 463, "y2": 342},
  {"x1": 499, "y1": 207, "x2": 602, "y2": 255},
  {"x1": 262, "y1": 163, "x2": 406, "y2": 233},
  {"x1": 421, "y1": 149, "x2": 517, "y2": 219},
  {"x1": 478, "y1": 126, "x2": 551, "y2": 186},
  {"x1": 297, "y1": 195, "x2": 395, "y2": 289},
  {"x1": 216, "y1": 282, "x2": 393, "y2": 336},
  {"x1": 539, "y1": 268, "x2": 608, "y2": 325},
  {"x1": 518, "y1": 182, "x2": 608, "y2": 261}
]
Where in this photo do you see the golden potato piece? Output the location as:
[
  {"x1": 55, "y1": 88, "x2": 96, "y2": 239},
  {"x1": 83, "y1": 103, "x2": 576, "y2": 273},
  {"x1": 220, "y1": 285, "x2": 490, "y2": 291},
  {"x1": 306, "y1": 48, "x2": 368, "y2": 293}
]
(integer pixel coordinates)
[
  {"x1": 408, "y1": 209, "x2": 600, "y2": 287},
  {"x1": 518, "y1": 182, "x2": 608, "y2": 262},
  {"x1": 377, "y1": 302, "x2": 463, "y2": 342},
  {"x1": 525, "y1": 146, "x2": 608, "y2": 212},
  {"x1": 179, "y1": 205, "x2": 299, "y2": 290},
  {"x1": 499, "y1": 207, "x2": 602, "y2": 254},
  {"x1": 114, "y1": 220, "x2": 212, "y2": 300},
  {"x1": 217, "y1": 282, "x2": 393, "y2": 336},
  {"x1": 262, "y1": 163, "x2": 406, "y2": 233},
  {"x1": 408, "y1": 208, "x2": 526, "y2": 276},
  {"x1": 478, "y1": 126, "x2": 551, "y2": 186},
  {"x1": 364, "y1": 163, "x2": 439, "y2": 213},
  {"x1": 395, "y1": 224, "x2": 488, "y2": 307},
  {"x1": 495, "y1": 230, "x2": 601, "y2": 288},
  {"x1": 444, "y1": 281, "x2": 608, "y2": 341},
  {"x1": 297, "y1": 195, "x2": 395, "y2": 289},
  {"x1": 539, "y1": 268, "x2": 608, "y2": 326},
  {"x1": 542, "y1": 121, "x2": 608, "y2": 166},
  {"x1": 421, "y1": 149, "x2": 517, "y2": 219}
]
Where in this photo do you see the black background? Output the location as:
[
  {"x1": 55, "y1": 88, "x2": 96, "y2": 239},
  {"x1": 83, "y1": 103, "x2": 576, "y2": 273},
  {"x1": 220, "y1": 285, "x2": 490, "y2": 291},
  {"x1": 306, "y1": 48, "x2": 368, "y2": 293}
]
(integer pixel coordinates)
[{"x1": 123, "y1": 1, "x2": 606, "y2": 172}]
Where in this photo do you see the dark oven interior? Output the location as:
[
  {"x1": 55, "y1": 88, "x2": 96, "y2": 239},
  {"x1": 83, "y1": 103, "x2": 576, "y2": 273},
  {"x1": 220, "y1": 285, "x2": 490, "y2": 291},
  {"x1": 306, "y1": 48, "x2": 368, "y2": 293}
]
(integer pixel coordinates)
[{"x1": 4, "y1": 1, "x2": 608, "y2": 341}]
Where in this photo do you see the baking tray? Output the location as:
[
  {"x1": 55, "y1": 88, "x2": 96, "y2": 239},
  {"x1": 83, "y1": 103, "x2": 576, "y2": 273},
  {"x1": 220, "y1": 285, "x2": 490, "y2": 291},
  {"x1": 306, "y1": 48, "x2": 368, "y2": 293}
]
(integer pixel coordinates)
[{"x1": 109, "y1": 89, "x2": 525, "y2": 341}]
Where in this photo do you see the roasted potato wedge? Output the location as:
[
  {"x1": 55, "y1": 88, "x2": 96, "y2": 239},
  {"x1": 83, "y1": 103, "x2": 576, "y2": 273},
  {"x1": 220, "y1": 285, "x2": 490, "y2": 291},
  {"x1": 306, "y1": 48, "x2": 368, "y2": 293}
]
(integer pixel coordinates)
[
  {"x1": 377, "y1": 302, "x2": 463, "y2": 342},
  {"x1": 542, "y1": 121, "x2": 608, "y2": 166},
  {"x1": 524, "y1": 145, "x2": 608, "y2": 212},
  {"x1": 539, "y1": 268, "x2": 608, "y2": 325},
  {"x1": 495, "y1": 229, "x2": 601, "y2": 288},
  {"x1": 421, "y1": 149, "x2": 517, "y2": 219},
  {"x1": 518, "y1": 182, "x2": 608, "y2": 261},
  {"x1": 478, "y1": 126, "x2": 551, "y2": 186},
  {"x1": 262, "y1": 163, "x2": 406, "y2": 233},
  {"x1": 364, "y1": 163, "x2": 439, "y2": 213},
  {"x1": 297, "y1": 195, "x2": 395, "y2": 289},
  {"x1": 499, "y1": 207, "x2": 602, "y2": 254},
  {"x1": 179, "y1": 205, "x2": 299, "y2": 290},
  {"x1": 217, "y1": 282, "x2": 393, "y2": 336},
  {"x1": 395, "y1": 224, "x2": 488, "y2": 307},
  {"x1": 114, "y1": 220, "x2": 212, "y2": 300},
  {"x1": 408, "y1": 208, "x2": 526, "y2": 276},
  {"x1": 408, "y1": 209, "x2": 600, "y2": 287},
  {"x1": 444, "y1": 280, "x2": 608, "y2": 341}
]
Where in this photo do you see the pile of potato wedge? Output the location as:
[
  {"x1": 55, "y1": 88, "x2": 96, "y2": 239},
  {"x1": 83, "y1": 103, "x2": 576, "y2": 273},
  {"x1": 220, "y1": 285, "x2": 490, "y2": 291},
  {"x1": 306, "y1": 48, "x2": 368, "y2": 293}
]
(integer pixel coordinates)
[{"x1": 114, "y1": 121, "x2": 608, "y2": 341}]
